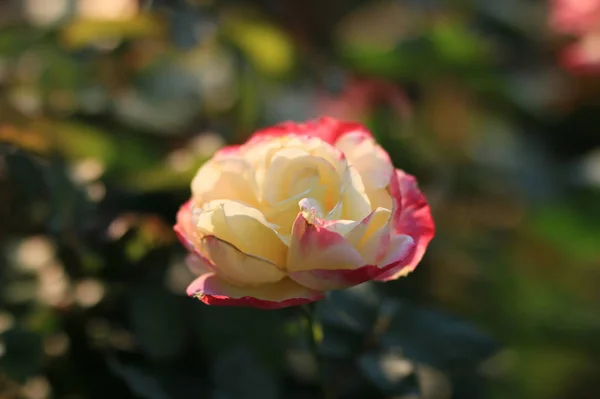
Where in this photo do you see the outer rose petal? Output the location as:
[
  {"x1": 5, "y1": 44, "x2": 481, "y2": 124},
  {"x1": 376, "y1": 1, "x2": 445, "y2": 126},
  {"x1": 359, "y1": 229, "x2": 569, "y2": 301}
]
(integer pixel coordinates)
[
  {"x1": 287, "y1": 211, "x2": 416, "y2": 290},
  {"x1": 287, "y1": 212, "x2": 365, "y2": 273},
  {"x1": 247, "y1": 117, "x2": 374, "y2": 146},
  {"x1": 198, "y1": 235, "x2": 286, "y2": 285},
  {"x1": 213, "y1": 144, "x2": 241, "y2": 158},
  {"x1": 175, "y1": 201, "x2": 286, "y2": 285},
  {"x1": 560, "y1": 36, "x2": 600, "y2": 76},
  {"x1": 191, "y1": 157, "x2": 259, "y2": 207},
  {"x1": 314, "y1": 118, "x2": 374, "y2": 145},
  {"x1": 185, "y1": 256, "x2": 323, "y2": 310},
  {"x1": 174, "y1": 200, "x2": 206, "y2": 259},
  {"x1": 376, "y1": 170, "x2": 435, "y2": 281},
  {"x1": 289, "y1": 236, "x2": 415, "y2": 291},
  {"x1": 550, "y1": 0, "x2": 600, "y2": 34},
  {"x1": 334, "y1": 131, "x2": 394, "y2": 190},
  {"x1": 192, "y1": 199, "x2": 287, "y2": 266}
]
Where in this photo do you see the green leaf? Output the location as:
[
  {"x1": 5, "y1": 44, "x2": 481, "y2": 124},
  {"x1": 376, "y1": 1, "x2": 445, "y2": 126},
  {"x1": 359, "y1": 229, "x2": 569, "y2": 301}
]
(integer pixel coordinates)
[
  {"x1": 223, "y1": 8, "x2": 296, "y2": 78},
  {"x1": 128, "y1": 280, "x2": 187, "y2": 362},
  {"x1": 4, "y1": 150, "x2": 47, "y2": 203},
  {"x1": 0, "y1": 328, "x2": 43, "y2": 382},
  {"x1": 529, "y1": 205, "x2": 600, "y2": 262},
  {"x1": 60, "y1": 15, "x2": 164, "y2": 48},
  {"x1": 211, "y1": 347, "x2": 280, "y2": 399},
  {"x1": 379, "y1": 300, "x2": 498, "y2": 370},
  {"x1": 429, "y1": 21, "x2": 488, "y2": 66},
  {"x1": 107, "y1": 357, "x2": 170, "y2": 399},
  {"x1": 319, "y1": 326, "x2": 364, "y2": 359},
  {"x1": 358, "y1": 350, "x2": 419, "y2": 396},
  {"x1": 318, "y1": 283, "x2": 381, "y2": 334},
  {"x1": 46, "y1": 159, "x2": 94, "y2": 235},
  {"x1": 192, "y1": 306, "x2": 286, "y2": 370}
]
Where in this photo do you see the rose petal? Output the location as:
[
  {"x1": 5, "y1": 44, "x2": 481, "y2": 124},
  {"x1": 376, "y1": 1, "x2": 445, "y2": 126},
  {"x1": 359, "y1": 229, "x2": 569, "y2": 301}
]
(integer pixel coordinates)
[
  {"x1": 313, "y1": 118, "x2": 374, "y2": 145},
  {"x1": 213, "y1": 144, "x2": 242, "y2": 158},
  {"x1": 175, "y1": 206, "x2": 221, "y2": 275},
  {"x1": 192, "y1": 199, "x2": 287, "y2": 267},
  {"x1": 340, "y1": 164, "x2": 372, "y2": 221},
  {"x1": 246, "y1": 117, "x2": 374, "y2": 146},
  {"x1": 346, "y1": 207, "x2": 393, "y2": 264},
  {"x1": 289, "y1": 236, "x2": 415, "y2": 291},
  {"x1": 287, "y1": 212, "x2": 365, "y2": 273},
  {"x1": 335, "y1": 131, "x2": 394, "y2": 190},
  {"x1": 174, "y1": 200, "x2": 205, "y2": 255},
  {"x1": 177, "y1": 201, "x2": 288, "y2": 285},
  {"x1": 246, "y1": 121, "x2": 303, "y2": 145},
  {"x1": 378, "y1": 233, "x2": 417, "y2": 268},
  {"x1": 550, "y1": 0, "x2": 600, "y2": 35},
  {"x1": 560, "y1": 36, "x2": 600, "y2": 76},
  {"x1": 185, "y1": 255, "x2": 323, "y2": 310},
  {"x1": 263, "y1": 148, "x2": 340, "y2": 210},
  {"x1": 186, "y1": 253, "x2": 215, "y2": 276},
  {"x1": 376, "y1": 170, "x2": 434, "y2": 281},
  {"x1": 243, "y1": 134, "x2": 344, "y2": 197},
  {"x1": 367, "y1": 187, "x2": 393, "y2": 210},
  {"x1": 198, "y1": 235, "x2": 286, "y2": 285},
  {"x1": 184, "y1": 253, "x2": 214, "y2": 275},
  {"x1": 191, "y1": 157, "x2": 259, "y2": 207}
]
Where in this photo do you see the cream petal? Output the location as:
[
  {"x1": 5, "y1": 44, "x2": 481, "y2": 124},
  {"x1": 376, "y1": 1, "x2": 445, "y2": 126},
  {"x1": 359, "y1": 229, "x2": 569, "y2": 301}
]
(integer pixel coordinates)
[
  {"x1": 192, "y1": 199, "x2": 287, "y2": 266},
  {"x1": 186, "y1": 255, "x2": 323, "y2": 309},
  {"x1": 367, "y1": 187, "x2": 393, "y2": 210},
  {"x1": 198, "y1": 235, "x2": 286, "y2": 285},
  {"x1": 245, "y1": 134, "x2": 344, "y2": 186},
  {"x1": 299, "y1": 197, "x2": 327, "y2": 223},
  {"x1": 335, "y1": 132, "x2": 394, "y2": 190},
  {"x1": 340, "y1": 165, "x2": 372, "y2": 221},
  {"x1": 191, "y1": 158, "x2": 258, "y2": 207},
  {"x1": 345, "y1": 207, "x2": 393, "y2": 264},
  {"x1": 185, "y1": 253, "x2": 212, "y2": 275},
  {"x1": 263, "y1": 148, "x2": 340, "y2": 209},
  {"x1": 303, "y1": 202, "x2": 391, "y2": 264},
  {"x1": 282, "y1": 135, "x2": 344, "y2": 167},
  {"x1": 321, "y1": 219, "x2": 360, "y2": 237}
]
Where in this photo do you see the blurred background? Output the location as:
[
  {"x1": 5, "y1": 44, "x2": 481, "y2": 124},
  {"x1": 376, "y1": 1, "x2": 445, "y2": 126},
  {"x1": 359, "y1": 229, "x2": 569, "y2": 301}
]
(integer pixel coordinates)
[{"x1": 1, "y1": 0, "x2": 600, "y2": 398}]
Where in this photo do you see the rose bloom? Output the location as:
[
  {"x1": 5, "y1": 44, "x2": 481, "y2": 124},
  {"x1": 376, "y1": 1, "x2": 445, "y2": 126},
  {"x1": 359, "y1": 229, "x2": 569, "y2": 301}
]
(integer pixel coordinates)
[
  {"x1": 550, "y1": 0, "x2": 600, "y2": 35},
  {"x1": 174, "y1": 118, "x2": 434, "y2": 309},
  {"x1": 550, "y1": 0, "x2": 600, "y2": 75},
  {"x1": 560, "y1": 33, "x2": 600, "y2": 75},
  {"x1": 316, "y1": 77, "x2": 411, "y2": 122}
]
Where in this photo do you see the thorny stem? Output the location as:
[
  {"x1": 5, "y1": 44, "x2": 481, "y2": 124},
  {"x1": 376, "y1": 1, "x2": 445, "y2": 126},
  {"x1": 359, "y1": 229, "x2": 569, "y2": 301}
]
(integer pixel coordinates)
[{"x1": 301, "y1": 303, "x2": 334, "y2": 399}]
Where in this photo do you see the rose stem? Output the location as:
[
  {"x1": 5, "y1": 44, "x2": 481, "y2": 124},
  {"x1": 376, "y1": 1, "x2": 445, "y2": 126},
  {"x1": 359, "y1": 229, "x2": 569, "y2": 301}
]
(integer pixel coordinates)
[{"x1": 301, "y1": 302, "x2": 334, "y2": 399}]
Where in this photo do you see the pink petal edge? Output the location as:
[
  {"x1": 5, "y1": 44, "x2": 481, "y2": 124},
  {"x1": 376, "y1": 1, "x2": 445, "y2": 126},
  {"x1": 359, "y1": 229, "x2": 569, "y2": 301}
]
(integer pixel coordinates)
[
  {"x1": 186, "y1": 273, "x2": 324, "y2": 310},
  {"x1": 375, "y1": 170, "x2": 435, "y2": 282},
  {"x1": 174, "y1": 200, "x2": 213, "y2": 266},
  {"x1": 289, "y1": 238, "x2": 416, "y2": 291},
  {"x1": 247, "y1": 117, "x2": 374, "y2": 146},
  {"x1": 192, "y1": 291, "x2": 323, "y2": 310}
]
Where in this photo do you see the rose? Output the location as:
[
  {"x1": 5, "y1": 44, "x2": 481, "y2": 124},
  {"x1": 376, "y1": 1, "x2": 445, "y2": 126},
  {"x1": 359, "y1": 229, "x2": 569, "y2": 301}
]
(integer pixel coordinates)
[
  {"x1": 174, "y1": 117, "x2": 434, "y2": 309},
  {"x1": 550, "y1": 0, "x2": 600, "y2": 75},
  {"x1": 560, "y1": 34, "x2": 600, "y2": 75},
  {"x1": 316, "y1": 77, "x2": 410, "y2": 122},
  {"x1": 550, "y1": 0, "x2": 600, "y2": 35}
]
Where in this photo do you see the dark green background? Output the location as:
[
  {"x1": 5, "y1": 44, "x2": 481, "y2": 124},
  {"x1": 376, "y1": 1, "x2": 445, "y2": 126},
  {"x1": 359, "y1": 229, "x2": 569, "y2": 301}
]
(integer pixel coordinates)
[{"x1": 1, "y1": 0, "x2": 599, "y2": 398}]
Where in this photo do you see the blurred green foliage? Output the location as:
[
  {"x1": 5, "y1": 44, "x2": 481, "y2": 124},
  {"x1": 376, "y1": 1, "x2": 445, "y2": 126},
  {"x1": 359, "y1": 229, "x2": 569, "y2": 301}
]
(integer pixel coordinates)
[{"x1": 1, "y1": 0, "x2": 600, "y2": 398}]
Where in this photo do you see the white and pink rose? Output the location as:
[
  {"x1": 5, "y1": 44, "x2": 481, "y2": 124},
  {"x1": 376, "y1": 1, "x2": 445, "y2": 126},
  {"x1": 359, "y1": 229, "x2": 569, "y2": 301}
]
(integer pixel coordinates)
[{"x1": 174, "y1": 118, "x2": 434, "y2": 309}]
